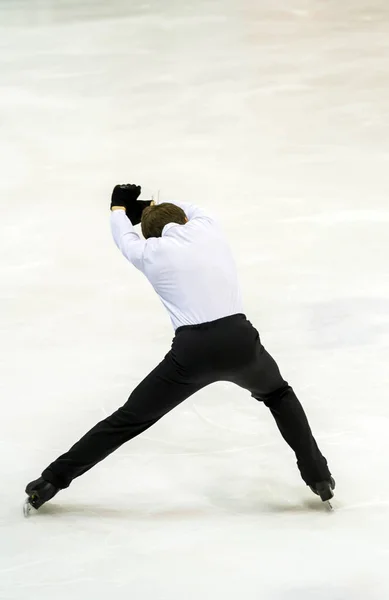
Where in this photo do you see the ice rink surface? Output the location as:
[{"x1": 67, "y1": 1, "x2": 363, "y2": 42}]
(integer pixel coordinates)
[{"x1": 1, "y1": 0, "x2": 389, "y2": 598}]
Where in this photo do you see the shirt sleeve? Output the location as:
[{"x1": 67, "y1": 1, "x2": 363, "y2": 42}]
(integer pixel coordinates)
[
  {"x1": 110, "y1": 209, "x2": 146, "y2": 270},
  {"x1": 170, "y1": 201, "x2": 215, "y2": 224}
]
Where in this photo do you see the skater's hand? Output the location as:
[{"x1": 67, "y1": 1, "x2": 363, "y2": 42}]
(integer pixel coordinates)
[
  {"x1": 111, "y1": 184, "x2": 152, "y2": 225},
  {"x1": 111, "y1": 184, "x2": 142, "y2": 209}
]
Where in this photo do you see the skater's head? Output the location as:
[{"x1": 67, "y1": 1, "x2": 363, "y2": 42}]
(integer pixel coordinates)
[{"x1": 141, "y1": 203, "x2": 188, "y2": 239}]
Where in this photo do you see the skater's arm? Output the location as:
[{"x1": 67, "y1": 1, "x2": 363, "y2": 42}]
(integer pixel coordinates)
[
  {"x1": 170, "y1": 201, "x2": 215, "y2": 225},
  {"x1": 110, "y1": 208, "x2": 146, "y2": 269}
]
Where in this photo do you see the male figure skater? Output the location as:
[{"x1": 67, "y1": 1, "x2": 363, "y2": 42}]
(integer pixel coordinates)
[{"x1": 25, "y1": 183, "x2": 334, "y2": 512}]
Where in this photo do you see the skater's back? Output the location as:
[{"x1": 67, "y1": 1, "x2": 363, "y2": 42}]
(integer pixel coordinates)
[{"x1": 111, "y1": 200, "x2": 243, "y2": 330}]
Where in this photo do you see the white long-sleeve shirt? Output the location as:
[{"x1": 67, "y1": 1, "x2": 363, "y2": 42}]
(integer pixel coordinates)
[{"x1": 110, "y1": 202, "x2": 244, "y2": 330}]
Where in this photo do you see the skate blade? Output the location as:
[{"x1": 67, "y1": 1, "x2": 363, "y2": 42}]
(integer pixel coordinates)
[
  {"x1": 23, "y1": 499, "x2": 35, "y2": 518},
  {"x1": 325, "y1": 500, "x2": 334, "y2": 512}
]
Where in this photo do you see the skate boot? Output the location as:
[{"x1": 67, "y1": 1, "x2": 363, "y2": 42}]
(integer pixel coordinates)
[
  {"x1": 309, "y1": 477, "x2": 335, "y2": 502},
  {"x1": 24, "y1": 477, "x2": 59, "y2": 515}
]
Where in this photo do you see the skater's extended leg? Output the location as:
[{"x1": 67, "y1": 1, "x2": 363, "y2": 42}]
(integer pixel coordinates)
[
  {"x1": 41, "y1": 351, "x2": 206, "y2": 490},
  {"x1": 231, "y1": 337, "x2": 331, "y2": 486},
  {"x1": 261, "y1": 382, "x2": 331, "y2": 485}
]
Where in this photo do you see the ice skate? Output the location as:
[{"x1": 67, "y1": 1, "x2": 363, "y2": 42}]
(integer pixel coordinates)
[
  {"x1": 309, "y1": 477, "x2": 335, "y2": 509},
  {"x1": 24, "y1": 477, "x2": 59, "y2": 516}
]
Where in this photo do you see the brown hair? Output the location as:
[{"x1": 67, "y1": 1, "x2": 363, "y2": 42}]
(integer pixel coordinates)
[{"x1": 141, "y1": 203, "x2": 187, "y2": 239}]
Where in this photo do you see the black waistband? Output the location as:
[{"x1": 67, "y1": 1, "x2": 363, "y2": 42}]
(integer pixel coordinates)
[{"x1": 175, "y1": 313, "x2": 247, "y2": 334}]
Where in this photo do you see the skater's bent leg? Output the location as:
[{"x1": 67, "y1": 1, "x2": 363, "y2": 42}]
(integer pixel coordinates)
[
  {"x1": 42, "y1": 353, "x2": 205, "y2": 489},
  {"x1": 233, "y1": 344, "x2": 331, "y2": 485}
]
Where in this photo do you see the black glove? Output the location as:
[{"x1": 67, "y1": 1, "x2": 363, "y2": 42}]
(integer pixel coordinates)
[
  {"x1": 111, "y1": 183, "x2": 141, "y2": 208},
  {"x1": 126, "y1": 199, "x2": 153, "y2": 225},
  {"x1": 111, "y1": 184, "x2": 152, "y2": 225}
]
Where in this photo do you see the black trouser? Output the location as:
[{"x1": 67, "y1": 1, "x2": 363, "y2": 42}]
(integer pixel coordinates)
[{"x1": 42, "y1": 314, "x2": 331, "y2": 489}]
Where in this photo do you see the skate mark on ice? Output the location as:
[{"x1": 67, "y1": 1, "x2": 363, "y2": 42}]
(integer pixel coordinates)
[
  {"x1": 336, "y1": 500, "x2": 389, "y2": 511},
  {"x1": 118, "y1": 438, "x2": 276, "y2": 458},
  {"x1": 191, "y1": 401, "x2": 266, "y2": 436}
]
